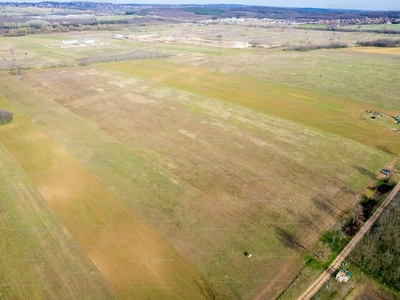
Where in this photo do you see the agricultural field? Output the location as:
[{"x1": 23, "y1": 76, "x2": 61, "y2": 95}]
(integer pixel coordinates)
[
  {"x1": 342, "y1": 24, "x2": 400, "y2": 31},
  {"x1": 0, "y1": 6, "x2": 83, "y2": 17},
  {"x1": 1, "y1": 18, "x2": 400, "y2": 300},
  {"x1": 346, "y1": 46, "x2": 400, "y2": 55},
  {"x1": 96, "y1": 14, "x2": 141, "y2": 21},
  {"x1": 0, "y1": 140, "x2": 115, "y2": 299},
  {"x1": 0, "y1": 94, "x2": 206, "y2": 299},
  {"x1": 183, "y1": 7, "x2": 225, "y2": 15},
  {"x1": 295, "y1": 24, "x2": 328, "y2": 29}
]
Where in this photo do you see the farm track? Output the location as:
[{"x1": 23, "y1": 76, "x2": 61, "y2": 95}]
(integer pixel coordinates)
[
  {"x1": 254, "y1": 156, "x2": 400, "y2": 300},
  {"x1": 297, "y1": 166, "x2": 400, "y2": 300}
]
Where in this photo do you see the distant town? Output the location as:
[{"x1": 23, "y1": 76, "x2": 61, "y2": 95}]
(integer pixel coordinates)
[{"x1": 0, "y1": 1, "x2": 399, "y2": 27}]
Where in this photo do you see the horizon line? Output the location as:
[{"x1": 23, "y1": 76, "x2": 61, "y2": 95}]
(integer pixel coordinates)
[{"x1": 0, "y1": 1, "x2": 399, "y2": 12}]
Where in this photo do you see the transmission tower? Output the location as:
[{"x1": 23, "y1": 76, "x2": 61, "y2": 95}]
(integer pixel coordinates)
[{"x1": 10, "y1": 48, "x2": 21, "y2": 78}]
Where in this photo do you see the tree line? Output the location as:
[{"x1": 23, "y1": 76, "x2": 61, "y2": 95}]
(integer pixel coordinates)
[
  {"x1": 1, "y1": 20, "x2": 129, "y2": 37},
  {"x1": 349, "y1": 191, "x2": 400, "y2": 292},
  {"x1": 356, "y1": 39, "x2": 400, "y2": 47},
  {"x1": 295, "y1": 26, "x2": 400, "y2": 35}
]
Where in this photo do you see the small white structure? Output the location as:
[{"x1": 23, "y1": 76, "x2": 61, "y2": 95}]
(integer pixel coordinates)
[
  {"x1": 60, "y1": 40, "x2": 79, "y2": 48},
  {"x1": 233, "y1": 41, "x2": 249, "y2": 49},
  {"x1": 82, "y1": 38, "x2": 96, "y2": 44},
  {"x1": 112, "y1": 34, "x2": 124, "y2": 39},
  {"x1": 59, "y1": 38, "x2": 106, "y2": 48},
  {"x1": 336, "y1": 270, "x2": 352, "y2": 282}
]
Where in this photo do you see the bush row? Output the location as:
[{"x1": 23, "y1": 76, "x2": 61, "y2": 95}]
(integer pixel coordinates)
[
  {"x1": 357, "y1": 38, "x2": 400, "y2": 47},
  {"x1": 285, "y1": 42, "x2": 348, "y2": 51},
  {"x1": 78, "y1": 51, "x2": 170, "y2": 65}
]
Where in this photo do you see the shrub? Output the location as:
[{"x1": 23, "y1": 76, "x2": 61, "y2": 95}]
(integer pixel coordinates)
[
  {"x1": 78, "y1": 51, "x2": 170, "y2": 65},
  {"x1": 0, "y1": 109, "x2": 13, "y2": 125},
  {"x1": 357, "y1": 39, "x2": 400, "y2": 47},
  {"x1": 349, "y1": 193, "x2": 400, "y2": 291},
  {"x1": 285, "y1": 42, "x2": 348, "y2": 51}
]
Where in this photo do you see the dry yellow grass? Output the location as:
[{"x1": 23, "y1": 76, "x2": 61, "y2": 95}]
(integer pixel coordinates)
[
  {"x1": 0, "y1": 97, "x2": 205, "y2": 299},
  {"x1": 0, "y1": 146, "x2": 115, "y2": 299},
  {"x1": 346, "y1": 46, "x2": 400, "y2": 55}
]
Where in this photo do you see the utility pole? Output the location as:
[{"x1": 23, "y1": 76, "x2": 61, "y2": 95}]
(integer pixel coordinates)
[
  {"x1": 219, "y1": 33, "x2": 222, "y2": 55},
  {"x1": 10, "y1": 48, "x2": 21, "y2": 78}
]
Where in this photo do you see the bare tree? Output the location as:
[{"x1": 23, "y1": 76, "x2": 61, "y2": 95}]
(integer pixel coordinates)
[
  {"x1": 311, "y1": 241, "x2": 331, "y2": 261},
  {"x1": 349, "y1": 193, "x2": 400, "y2": 291}
]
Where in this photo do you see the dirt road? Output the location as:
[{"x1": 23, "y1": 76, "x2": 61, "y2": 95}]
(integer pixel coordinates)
[{"x1": 297, "y1": 180, "x2": 400, "y2": 300}]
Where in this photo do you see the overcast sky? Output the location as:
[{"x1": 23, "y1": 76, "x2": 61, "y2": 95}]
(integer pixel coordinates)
[{"x1": 5, "y1": 0, "x2": 400, "y2": 11}]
